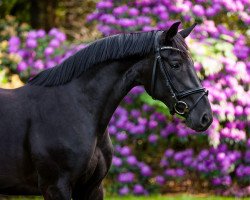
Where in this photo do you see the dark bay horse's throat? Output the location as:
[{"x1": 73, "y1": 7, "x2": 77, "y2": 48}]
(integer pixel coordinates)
[{"x1": 74, "y1": 58, "x2": 143, "y2": 133}]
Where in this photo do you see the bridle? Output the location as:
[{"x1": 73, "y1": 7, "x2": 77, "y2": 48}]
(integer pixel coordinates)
[{"x1": 151, "y1": 31, "x2": 208, "y2": 116}]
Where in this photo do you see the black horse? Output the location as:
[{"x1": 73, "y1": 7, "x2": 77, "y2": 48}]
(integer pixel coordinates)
[{"x1": 0, "y1": 22, "x2": 212, "y2": 199}]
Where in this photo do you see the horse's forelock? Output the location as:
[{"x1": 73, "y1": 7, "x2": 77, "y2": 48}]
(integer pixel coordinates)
[{"x1": 171, "y1": 33, "x2": 192, "y2": 60}]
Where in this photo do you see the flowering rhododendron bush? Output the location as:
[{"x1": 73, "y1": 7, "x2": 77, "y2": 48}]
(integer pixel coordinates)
[
  {"x1": 0, "y1": 16, "x2": 85, "y2": 83},
  {"x1": 87, "y1": 0, "x2": 250, "y2": 197},
  {"x1": 0, "y1": 0, "x2": 249, "y2": 196},
  {"x1": 7, "y1": 28, "x2": 85, "y2": 82}
]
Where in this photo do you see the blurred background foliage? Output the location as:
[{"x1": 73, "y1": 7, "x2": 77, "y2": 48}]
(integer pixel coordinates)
[
  {"x1": 0, "y1": 0, "x2": 97, "y2": 40},
  {"x1": 0, "y1": 0, "x2": 250, "y2": 197}
]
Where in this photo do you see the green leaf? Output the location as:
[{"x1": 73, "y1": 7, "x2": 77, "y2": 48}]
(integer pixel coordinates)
[{"x1": 139, "y1": 92, "x2": 171, "y2": 116}]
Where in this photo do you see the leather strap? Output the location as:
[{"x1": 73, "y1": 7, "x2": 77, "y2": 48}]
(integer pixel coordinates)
[{"x1": 150, "y1": 31, "x2": 208, "y2": 116}]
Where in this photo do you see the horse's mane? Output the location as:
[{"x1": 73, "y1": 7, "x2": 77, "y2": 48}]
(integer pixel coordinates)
[
  {"x1": 28, "y1": 31, "x2": 190, "y2": 87},
  {"x1": 28, "y1": 31, "x2": 158, "y2": 86}
]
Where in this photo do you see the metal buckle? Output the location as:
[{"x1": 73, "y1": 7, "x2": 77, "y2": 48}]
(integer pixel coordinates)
[{"x1": 174, "y1": 101, "x2": 189, "y2": 115}]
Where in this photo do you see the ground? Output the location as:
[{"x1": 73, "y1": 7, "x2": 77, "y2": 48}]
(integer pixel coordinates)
[{"x1": 1, "y1": 194, "x2": 250, "y2": 200}]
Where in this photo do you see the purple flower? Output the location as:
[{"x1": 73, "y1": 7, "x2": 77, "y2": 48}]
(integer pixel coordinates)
[
  {"x1": 244, "y1": 166, "x2": 250, "y2": 176},
  {"x1": 165, "y1": 149, "x2": 174, "y2": 157},
  {"x1": 129, "y1": 8, "x2": 139, "y2": 16},
  {"x1": 154, "y1": 113, "x2": 165, "y2": 122},
  {"x1": 114, "y1": 5, "x2": 128, "y2": 16},
  {"x1": 169, "y1": 5, "x2": 181, "y2": 13},
  {"x1": 17, "y1": 49, "x2": 28, "y2": 58},
  {"x1": 26, "y1": 38, "x2": 37, "y2": 48},
  {"x1": 207, "y1": 163, "x2": 217, "y2": 171},
  {"x1": 217, "y1": 152, "x2": 226, "y2": 162},
  {"x1": 124, "y1": 96, "x2": 132, "y2": 104},
  {"x1": 175, "y1": 168, "x2": 185, "y2": 177},
  {"x1": 198, "y1": 149, "x2": 209, "y2": 160},
  {"x1": 96, "y1": 1, "x2": 113, "y2": 9},
  {"x1": 116, "y1": 132, "x2": 127, "y2": 141},
  {"x1": 148, "y1": 134, "x2": 158, "y2": 143},
  {"x1": 116, "y1": 115, "x2": 128, "y2": 129},
  {"x1": 112, "y1": 156, "x2": 122, "y2": 167},
  {"x1": 136, "y1": 0, "x2": 151, "y2": 6},
  {"x1": 245, "y1": 150, "x2": 250, "y2": 163},
  {"x1": 160, "y1": 159, "x2": 169, "y2": 167},
  {"x1": 130, "y1": 125, "x2": 145, "y2": 135},
  {"x1": 153, "y1": 5, "x2": 166, "y2": 15},
  {"x1": 183, "y1": 15, "x2": 192, "y2": 22},
  {"x1": 36, "y1": 29, "x2": 46, "y2": 38},
  {"x1": 221, "y1": 175, "x2": 232, "y2": 186},
  {"x1": 118, "y1": 18, "x2": 136, "y2": 27},
  {"x1": 235, "y1": 105, "x2": 243, "y2": 116},
  {"x1": 44, "y1": 47, "x2": 54, "y2": 56},
  {"x1": 49, "y1": 39, "x2": 60, "y2": 48},
  {"x1": 34, "y1": 60, "x2": 44, "y2": 70},
  {"x1": 100, "y1": 14, "x2": 116, "y2": 24},
  {"x1": 165, "y1": 123, "x2": 176, "y2": 134},
  {"x1": 160, "y1": 129, "x2": 169, "y2": 137},
  {"x1": 141, "y1": 7, "x2": 151, "y2": 14},
  {"x1": 120, "y1": 146, "x2": 131, "y2": 156},
  {"x1": 119, "y1": 186, "x2": 129, "y2": 195},
  {"x1": 179, "y1": 2, "x2": 191, "y2": 12},
  {"x1": 183, "y1": 157, "x2": 193, "y2": 166},
  {"x1": 159, "y1": 12, "x2": 169, "y2": 20},
  {"x1": 87, "y1": 12, "x2": 99, "y2": 22},
  {"x1": 57, "y1": 32, "x2": 66, "y2": 42},
  {"x1": 164, "y1": 169, "x2": 175, "y2": 177},
  {"x1": 212, "y1": 177, "x2": 221, "y2": 186},
  {"x1": 174, "y1": 152, "x2": 184, "y2": 161},
  {"x1": 138, "y1": 117, "x2": 147, "y2": 126},
  {"x1": 8, "y1": 36, "x2": 20, "y2": 53},
  {"x1": 247, "y1": 139, "x2": 250, "y2": 148},
  {"x1": 46, "y1": 60, "x2": 56, "y2": 68},
  {"x1": 184, "y1": 149, "x2": 194, "y2": 156},
  {"x1": 142, "y1": 104, "x2": 154, "y2": 112},
  {"x1": 108, "y1": 125, "x2": 117, "y2": 135},
  {"x1": 192, "y1": 5, "x2": 205, "y2": 17},
  {"x1": 126, "y1": 155, "x2": 137, "y2": 166},
  {"x1": 140, "y1": 165, "x2": 152, "y2": 176},
  {"x1": 130, "y1": 86, "x2": 144, "y2": 95},
  {"x1": 118, "y1": 172, "x2": 134, "y2": 183},
  {"x1": 245, "y1": 107, "x2": 250, "y2": 117},
  {"x1": 49, "y1": 28, "x2": 60, "y2": 36},
  {"x1": 148, "y1": 120, "x2": 158, "y2": 129},
  {"x1": 197, "y1": 163, "x2": 206, "y2": 172},
  {"x1": 17, "y1": 61, "x2": 28, "y2": 72},
  {"x1": 133, "y1": 184, "x2": 145, "y2": 195},
  {"x1": 27, "y1": 31, "x2": 37, "y2": 39},
  {"x1": 131, "y1": 109, "x2": 140, "y2": 118},
  {"x1": 177, "y1": 129, "x2": 188, "y2": 137},
  {"x1": 206, "y1": 7, "x2": 216, "y2": 17},
  {"x1": 155, "y1": 175, "x2": 165, "y2": 185}
]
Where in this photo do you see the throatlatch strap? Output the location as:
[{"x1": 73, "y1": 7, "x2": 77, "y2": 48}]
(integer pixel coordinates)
[{"x1": 151, "y1": 56, "x2": 159, "y2": 98}]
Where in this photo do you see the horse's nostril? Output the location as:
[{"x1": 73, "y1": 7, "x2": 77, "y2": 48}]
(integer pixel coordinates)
[{"x1": 201, "y1": 113, "x2": 210, "y2": 126}]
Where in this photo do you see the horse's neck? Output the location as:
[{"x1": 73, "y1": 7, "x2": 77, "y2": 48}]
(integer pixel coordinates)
[{"x1": 75, "y1": 58, "x2": 141, "y2": 133}]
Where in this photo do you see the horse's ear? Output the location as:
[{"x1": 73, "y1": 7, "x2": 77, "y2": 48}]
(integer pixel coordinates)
[
  {"x1": 179, "y1": 23, "x2": 197, "y2": 38},
  {"x1": 161, "y1": 21, "x2": 181, "y2": 42}
]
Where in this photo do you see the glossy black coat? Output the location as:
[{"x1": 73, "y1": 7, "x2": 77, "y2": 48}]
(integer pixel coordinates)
[{"x1": 0, "y1": 24, "x2": 212, "y2": 200}]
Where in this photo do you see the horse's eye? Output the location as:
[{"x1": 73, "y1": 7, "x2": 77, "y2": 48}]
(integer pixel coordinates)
[{"x1": 171, "y1": 64, "x2": 180, "y2": 69}]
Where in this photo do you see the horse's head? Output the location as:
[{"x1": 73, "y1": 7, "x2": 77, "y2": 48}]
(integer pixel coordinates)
[{"x1": 142, "y1": 22, "x2": 212, "y2": 132}]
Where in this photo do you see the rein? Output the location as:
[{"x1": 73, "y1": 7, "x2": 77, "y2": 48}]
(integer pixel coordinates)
[{"x1": 151, "y1": 31, "x2": 208, "y2": 116}]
